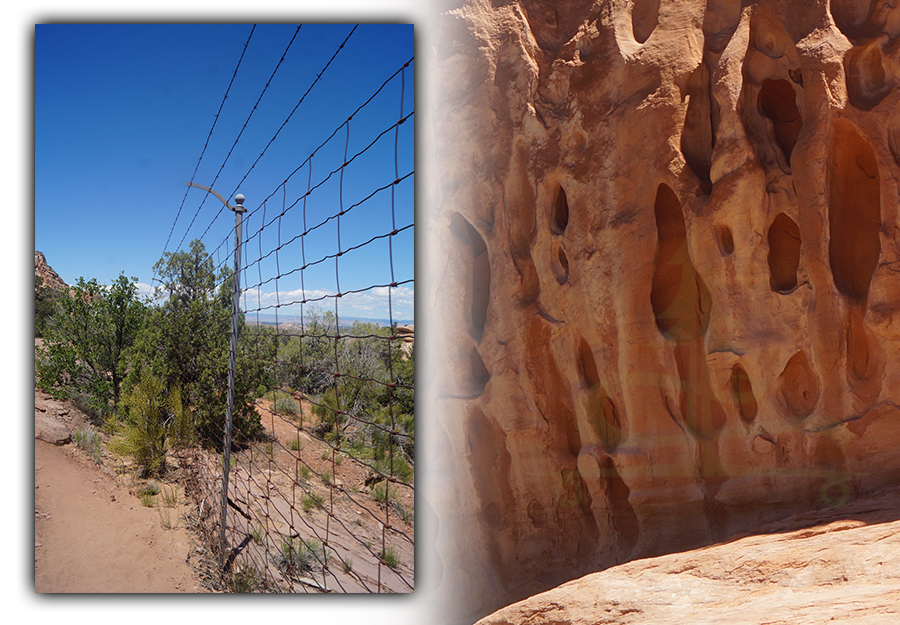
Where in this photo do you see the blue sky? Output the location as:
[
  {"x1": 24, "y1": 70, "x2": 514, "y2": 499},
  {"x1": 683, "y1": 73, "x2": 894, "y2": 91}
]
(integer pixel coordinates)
[{"x1": 35, "y1": 23, "x2": 414, "y2": 323}]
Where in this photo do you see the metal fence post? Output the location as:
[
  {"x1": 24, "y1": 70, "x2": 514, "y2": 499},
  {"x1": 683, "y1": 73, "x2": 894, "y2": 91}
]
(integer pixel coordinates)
[
  {"x1": 221, "y1": 192, "x2": 246, "y2": 571},
  {"x1": 185, "y1": 182, "x2": 246, "y2": 572}
]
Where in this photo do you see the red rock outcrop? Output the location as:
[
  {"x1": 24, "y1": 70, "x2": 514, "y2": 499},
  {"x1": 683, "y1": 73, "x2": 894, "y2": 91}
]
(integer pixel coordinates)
[
  {"x1": 398, "y1": 323, "x2": 415, "y2": 357},
  {"x1": 35, "y1": 251, "x2": 67, "y2": 291},
  {"x1": 427, "y1": 0, "x2": 900, "y2": 621}
]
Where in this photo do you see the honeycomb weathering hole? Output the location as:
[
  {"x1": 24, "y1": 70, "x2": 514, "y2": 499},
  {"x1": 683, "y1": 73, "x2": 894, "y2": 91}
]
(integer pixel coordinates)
[
  {"x1": 681, "y1": 63, "x2": 714, "y2": 195},
  {"x1": 731, "y1": 363, "x2": 758, "y2": 424},
  {"x1": 650, "y1": 184, "x2": 712, "y2": 342},
  {"x1": 778, "y1": 351, "x2": 820, "y2": 417},
  {"x1": 464, "y1": 406, "x2": 513, "y2": 551},
  {"x1": 578, "y1": 338, "x2": 601, "y2": 388},
  {"x1": 702, "y1": 0, "x2": 742, "y2": 53},
  {"x1": 717, "y1": 224, "x2": 735, "y2": 256},
  {"x1": 846, "y1": 305, "x2": 884, "y2": 405},
  {"x1": 767, "y1": 212, "x2": 802, "y2": 293},
  {"x1": 551, "y1": 185, "x2": 570, "y2": 235},
  {"x1": 578, "y1": 338, "x2": 621, "y2": 448},
  {"x1": 757, "y1": 78, "x2": 802, "y2": 165},
  {"x1": 466, "y1": 346, "x2": 491, "y2": 398},
  {"x1": 847, "y1": 307, "x2": 878, "y2": 381},
  {"x1": 631, "y1": 0, "x2": 660, "y2": 44},
  {"x1": 449, "y1": 211, "x2": 491, "y2": 340},
  {"x1": 552, "y1": 243, "x2": 569, "y2": 285},
  {"x1": 828, "y1": 119, "x2": 881, "y2": 304},
  {"x1": 599, "y1": 456, "x2": 639, "y2": 552},
  {"x1": 591, "y1": 394, "x2": 621, "y2": 449},
  {"x1": 845, "y1": 44, "x2": 892, "y2": 111}
]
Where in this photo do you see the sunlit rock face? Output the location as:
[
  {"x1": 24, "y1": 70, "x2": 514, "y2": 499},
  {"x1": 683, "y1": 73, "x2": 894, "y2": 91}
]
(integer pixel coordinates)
[
  {"x1": 428, "y1": 0, "x2": 900, "y2": 622},
  {"x1": 35, "y1": 251, "x2": 67, "y2": 290}
]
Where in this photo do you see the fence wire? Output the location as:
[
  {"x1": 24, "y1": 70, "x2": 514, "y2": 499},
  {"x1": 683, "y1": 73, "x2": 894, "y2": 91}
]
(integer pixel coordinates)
[{"x1": 166, "y1": 29, "x2": 414, "y2": 593}]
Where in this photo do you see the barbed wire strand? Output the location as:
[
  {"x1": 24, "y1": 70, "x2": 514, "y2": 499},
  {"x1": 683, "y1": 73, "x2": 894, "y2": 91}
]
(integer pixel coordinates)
[
  {"x1": 198, "y1": 25, "x2": 359, "y2": 249},
  {"x1": 152, "y1": 24, "x2": 256, "y2": 288},
  {"x1": 175, "y1": 25, "x2": 303, "y2": 257}
]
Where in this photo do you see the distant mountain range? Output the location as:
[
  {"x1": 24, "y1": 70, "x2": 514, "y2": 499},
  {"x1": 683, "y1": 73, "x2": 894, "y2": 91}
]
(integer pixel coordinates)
[{"x1": 244, "y1": 313, "x2": 413, "y2": 328}]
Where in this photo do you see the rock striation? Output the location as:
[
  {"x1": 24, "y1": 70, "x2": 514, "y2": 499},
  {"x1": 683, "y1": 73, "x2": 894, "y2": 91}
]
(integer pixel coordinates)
[{"x1": 428, "y1": 0, "x2": 900, "y2": 621}]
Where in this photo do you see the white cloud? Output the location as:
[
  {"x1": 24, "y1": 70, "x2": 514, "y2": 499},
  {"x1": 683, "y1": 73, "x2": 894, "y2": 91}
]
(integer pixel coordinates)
[
  {"x1": 135, "y1": 282, "x2": 156, "y2": 299},
  {"x1": 240, "y1": 284, "x2": 414, "y2": 321},
  {"x1": 132, "y1": 280, "x2": 413, "y2": 322}
]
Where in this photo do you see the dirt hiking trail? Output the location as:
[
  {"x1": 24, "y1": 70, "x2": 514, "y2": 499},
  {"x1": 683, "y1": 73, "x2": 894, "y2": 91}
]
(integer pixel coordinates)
[{"x1": 34, "y1": 439, "x2": 201, "y2": 593}]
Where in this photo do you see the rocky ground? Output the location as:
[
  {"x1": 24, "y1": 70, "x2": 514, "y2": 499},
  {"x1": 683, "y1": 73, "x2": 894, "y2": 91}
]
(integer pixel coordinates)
[
  {"x1": 212, "y1": 395, "x2": 415, "y2": 593},
  {"x1": 476, "y1": 487, "x2": 900, "y2": 625}
]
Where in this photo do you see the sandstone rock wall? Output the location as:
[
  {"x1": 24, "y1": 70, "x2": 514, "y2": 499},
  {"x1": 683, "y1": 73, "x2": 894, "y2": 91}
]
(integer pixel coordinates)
[{"x1": 428, "y1": 0, "x2": 900, "y2": 621}]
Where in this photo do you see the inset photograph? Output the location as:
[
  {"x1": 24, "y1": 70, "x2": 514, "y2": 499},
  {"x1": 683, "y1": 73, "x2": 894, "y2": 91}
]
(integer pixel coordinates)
[{"x1": 35, "y1": 23, "x2": 414, "y2": 594}]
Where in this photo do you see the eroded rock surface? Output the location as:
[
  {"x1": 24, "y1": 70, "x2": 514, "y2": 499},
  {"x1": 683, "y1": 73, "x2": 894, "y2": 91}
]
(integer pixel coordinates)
[
  {"x1": 429, "y1": 0, "x2": 900, "y2": 621},
  {"x1": 476, "y1": 488, "x2": 900, "y2": 625}
]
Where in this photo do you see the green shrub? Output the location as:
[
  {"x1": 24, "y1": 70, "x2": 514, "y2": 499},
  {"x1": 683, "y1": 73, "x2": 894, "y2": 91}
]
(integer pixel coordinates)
[
  {"x1": 228, "y1": 564, "x2": 260, "y2": 593},
  {"x1": 375, "y1": 455, "x2": 413, "y2": 483},
  {"x1": 380, "y1": 545, "x2": 399, "y2": 568},
  {"x1": 114, "y1": 370, "x2": 187, "y2": 477},
  {"x1": 160, "y1": 486, "x2": 178, "y2": 508},
  {"x1": 74, "y1": 426, "x2": 102, "y2": 464},
  {"x1": 274, "y1": 396, "x2": 299, "y2": 416},
  {"x1": 302, "y1": 491, "x2": 325, "y2": 512},
  {"x1": 371, "y1": 482, "x2": 391, "y2": 504},
  {"x1": 138, "y1": 483, "x2": 158, "y2": 507},
  {"x1": 349, "y1": 438, "x2": 374, "y2": 459},
  {"x1": 158, "y1": 505, "x2": 177, "y2": 529},
  {"x1": 127, "y1": 240, "x2": 261, "y2": 450},
  {"x1": 305, "y1": 537, "x2": 328, "y2": 566},
  {"x1": 397, "y1": 503, "x2": 413, "y2": 523},
  {"x1": 277, "y1": 536, "x2": 326, "y2": 575},
  {"x1": 310, "y1": 388, "x2": 347, "y2": 441},
  {"x1": 251, "y1": 524, "x2": 265, "y2": 545},
  {"x1": 139, "y1": 482, "x2": 160, "y2": 496}
]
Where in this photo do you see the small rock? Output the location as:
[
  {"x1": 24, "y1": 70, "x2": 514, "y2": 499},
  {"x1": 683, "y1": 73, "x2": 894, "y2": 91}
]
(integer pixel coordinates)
[{"x1": 35, "y1": 413, "x2": 71, "y2": 445}]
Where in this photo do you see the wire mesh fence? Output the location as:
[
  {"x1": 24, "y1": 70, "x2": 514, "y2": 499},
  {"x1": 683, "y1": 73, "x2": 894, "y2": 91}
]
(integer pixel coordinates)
[{"x1": 159, "y1": 25, "x2": 414, "y2": 593}]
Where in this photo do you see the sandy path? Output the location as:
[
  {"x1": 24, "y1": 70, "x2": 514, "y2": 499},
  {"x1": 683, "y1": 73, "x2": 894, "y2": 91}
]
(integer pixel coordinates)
[{"x1": 34, "y1": 439, "x2": 201, "y2": 593}]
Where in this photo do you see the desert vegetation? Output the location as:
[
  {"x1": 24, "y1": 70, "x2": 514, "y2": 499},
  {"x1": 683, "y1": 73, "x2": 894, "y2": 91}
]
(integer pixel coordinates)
[
  {"x1": 35, "y1": 242, "x2": 414, "y2": 592},
  {"x1": 34, "y1": 240, "x2": 414, "y2": 487}
]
